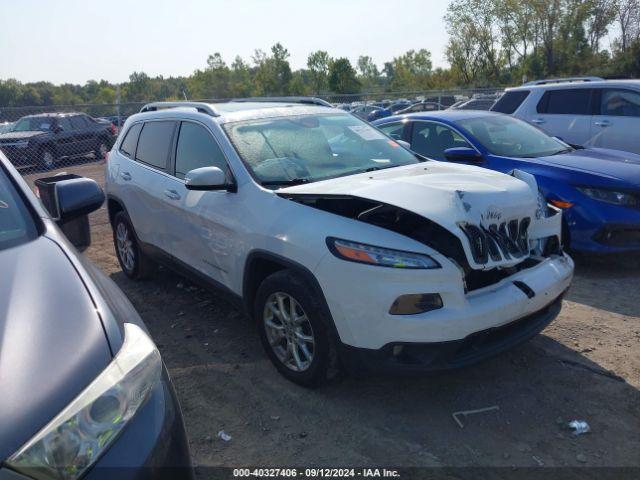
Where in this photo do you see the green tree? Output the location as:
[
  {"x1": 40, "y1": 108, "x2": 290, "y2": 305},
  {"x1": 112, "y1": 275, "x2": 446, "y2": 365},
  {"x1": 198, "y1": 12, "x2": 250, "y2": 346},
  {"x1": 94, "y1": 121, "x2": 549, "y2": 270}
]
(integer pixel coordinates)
[
  {"x1": 307, "y1": 50, "x2": 331, "y2": 93},
  {"x1": 328, "y1": 58, "x2": 361, "y2": 94}
]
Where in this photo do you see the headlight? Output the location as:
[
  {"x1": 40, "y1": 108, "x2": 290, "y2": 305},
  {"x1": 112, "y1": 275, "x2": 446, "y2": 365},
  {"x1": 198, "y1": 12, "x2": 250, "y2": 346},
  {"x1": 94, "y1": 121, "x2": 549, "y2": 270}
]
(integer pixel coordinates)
[
  {"x1": 6, "y1": 323, "x2": 161, "y2": 480},
  {"x1": 327, "y1": 237, "x2": 441, "y2": 269},
  {"x1": 577, "y1": 187, "x2": 638, "y2": 207}
]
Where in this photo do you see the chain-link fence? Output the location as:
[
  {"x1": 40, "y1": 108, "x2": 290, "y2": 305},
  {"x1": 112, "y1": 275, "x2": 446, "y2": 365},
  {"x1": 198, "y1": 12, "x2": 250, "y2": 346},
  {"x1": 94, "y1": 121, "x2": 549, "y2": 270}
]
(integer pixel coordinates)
[{"x1": 0, "y1": 88, "x2": 504, "y2": 181}]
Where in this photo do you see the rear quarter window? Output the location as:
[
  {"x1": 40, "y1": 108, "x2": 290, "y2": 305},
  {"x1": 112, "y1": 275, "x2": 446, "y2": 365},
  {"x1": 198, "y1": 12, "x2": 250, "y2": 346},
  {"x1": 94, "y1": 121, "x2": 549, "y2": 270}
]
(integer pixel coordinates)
[
  {"x1": 492, "y1": 90, "x2": 530, "y2": 114},
  {"x1": 119, "y1": 123, "x2": 142, "y2": 158},
  {"x1": 135, "y1": 121, "x2": 176, "y2": 170}
]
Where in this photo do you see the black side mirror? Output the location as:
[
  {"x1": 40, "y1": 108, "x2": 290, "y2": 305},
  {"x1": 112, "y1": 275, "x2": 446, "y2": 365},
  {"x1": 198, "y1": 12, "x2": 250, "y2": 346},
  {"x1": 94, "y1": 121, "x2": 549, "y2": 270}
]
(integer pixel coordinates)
[
  {"x1": 56, "y1": 178, "x2": 105, "y2": 222},
  {"x1": 35, "y1": 175, "x2": 104, "y2": 250},
  {"x1": 443, "y1": 147, "x2": 482, "y2": 162}
]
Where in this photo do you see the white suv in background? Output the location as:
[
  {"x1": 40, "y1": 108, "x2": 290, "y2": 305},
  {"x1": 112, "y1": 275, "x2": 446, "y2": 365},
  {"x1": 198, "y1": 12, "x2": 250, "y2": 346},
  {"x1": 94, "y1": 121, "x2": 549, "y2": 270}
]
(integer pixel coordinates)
[
  {"x1": 105, "y1": 99, "x2": 573, "y2": 386},
  {"x1": 492, "y1": 77, "x2": 640, "y2": 154}
]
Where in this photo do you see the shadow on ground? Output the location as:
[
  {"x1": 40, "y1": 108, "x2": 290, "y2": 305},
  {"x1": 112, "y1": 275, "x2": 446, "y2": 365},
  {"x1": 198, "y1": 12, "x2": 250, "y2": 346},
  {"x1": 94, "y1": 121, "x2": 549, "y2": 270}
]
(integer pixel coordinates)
[{"x1": 566, "y1": 252, "x2": 640, "y2": 317}]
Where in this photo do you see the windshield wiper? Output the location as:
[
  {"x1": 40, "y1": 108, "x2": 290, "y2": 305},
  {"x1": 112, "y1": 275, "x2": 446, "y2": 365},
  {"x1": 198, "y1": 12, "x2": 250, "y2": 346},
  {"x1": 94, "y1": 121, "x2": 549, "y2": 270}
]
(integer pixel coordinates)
[
  {"x1": 551, "y1": 148, "x2": 574, "y2": 155},
  {"x1": 261, "y1": 178, "x2": 312, "y2": 187}
]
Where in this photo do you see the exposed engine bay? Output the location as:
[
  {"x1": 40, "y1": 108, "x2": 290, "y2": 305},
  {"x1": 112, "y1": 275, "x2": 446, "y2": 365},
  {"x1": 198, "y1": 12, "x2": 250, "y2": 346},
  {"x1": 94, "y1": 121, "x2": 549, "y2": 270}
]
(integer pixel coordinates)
[{"x1": 278, "y1": 192, "x2": 562, "y2": 292}]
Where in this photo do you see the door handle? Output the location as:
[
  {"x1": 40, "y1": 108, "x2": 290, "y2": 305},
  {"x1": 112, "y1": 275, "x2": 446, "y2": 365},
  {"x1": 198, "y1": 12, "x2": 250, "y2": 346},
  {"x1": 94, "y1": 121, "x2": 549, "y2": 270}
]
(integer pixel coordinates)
[
  {"x1": 163, "y1": 189, "x2": 181, "y2": 200},
  {"x1": 530, "y1": 118, "x2": 546, "y2": 125},
  {"x1": 594, "y1": 120, "x2": 611, "y2": 127},
  {"x1": 120, "y1": 171, "x2": 131, "y2": 181}
]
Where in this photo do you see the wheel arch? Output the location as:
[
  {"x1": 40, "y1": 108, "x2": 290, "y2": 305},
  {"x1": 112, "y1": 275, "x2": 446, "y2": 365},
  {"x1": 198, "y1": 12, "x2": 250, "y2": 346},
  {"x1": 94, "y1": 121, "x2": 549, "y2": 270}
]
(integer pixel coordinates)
[
  {"x1": 242, "y1": 250, "x2": 337, "y2": 334},
  {"x1": 106, "y1": 194, "x2": 127, "y2": 228}
]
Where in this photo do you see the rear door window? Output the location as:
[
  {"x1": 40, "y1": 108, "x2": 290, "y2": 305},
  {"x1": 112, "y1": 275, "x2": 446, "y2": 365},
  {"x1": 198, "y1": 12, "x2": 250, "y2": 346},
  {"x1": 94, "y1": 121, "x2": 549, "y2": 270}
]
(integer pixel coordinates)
[
  {"x1": 174, "y1": 122, "x2": 230, "y2": 180},
  {"x1": 119, "y1": 123, "x2": 142, "y2": 158},
  {"x1": 537, "y1": 89, "x2": 592, "y2": 115},
  {"x1": 492, "y1": 90, "x2": 530, "y2": 114},
  {"x1": 69, "y1": 116, "x2": 87, "y2": 129},
  {"x1": 600, "y1": 89, "x2": 640, "y2": 117},
  {"x1": 135, "y1": 121, "x2": 176, "y2": 170}
]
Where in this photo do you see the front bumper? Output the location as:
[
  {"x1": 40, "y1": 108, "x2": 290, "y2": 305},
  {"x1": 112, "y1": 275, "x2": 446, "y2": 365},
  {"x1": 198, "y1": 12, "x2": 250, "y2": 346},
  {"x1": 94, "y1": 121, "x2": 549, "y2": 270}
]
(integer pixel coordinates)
[
  {"x1": 564, "y1": 201, "x2": 640, "y2": 253},
  {"x1": 315, "y1": 252, "x2": 574, "y2": 350},
  {"x1": 340, "y1": 291, "x2": 565, "y2": 374},
  {"x1": 0, "y1": 368, "x2": 194, "y2": 480}
]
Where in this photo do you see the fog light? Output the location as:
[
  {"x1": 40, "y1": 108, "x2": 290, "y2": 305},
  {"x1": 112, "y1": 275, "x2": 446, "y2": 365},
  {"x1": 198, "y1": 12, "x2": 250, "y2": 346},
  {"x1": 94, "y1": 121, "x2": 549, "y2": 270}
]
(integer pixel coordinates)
[{"x1": 389, "y1": 294, "x2": 443, "y2": 315}]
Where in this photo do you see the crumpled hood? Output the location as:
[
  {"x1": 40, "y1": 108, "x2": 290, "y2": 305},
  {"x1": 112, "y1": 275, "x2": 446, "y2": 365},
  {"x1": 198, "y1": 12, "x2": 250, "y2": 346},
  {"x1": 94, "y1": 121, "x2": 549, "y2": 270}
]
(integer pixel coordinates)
[
  {"x1": 0, "y1": 131, "x2": 46, "y2": 142},
  {"x1": 0, "y1": 236, "x2": 111, "y2": 461},
  {"x1": 279, "y1": 162, "x2": 538, "y2": 232},
  {"x1": 539, "y1": 148, "x2": 640, "y2": 186}
]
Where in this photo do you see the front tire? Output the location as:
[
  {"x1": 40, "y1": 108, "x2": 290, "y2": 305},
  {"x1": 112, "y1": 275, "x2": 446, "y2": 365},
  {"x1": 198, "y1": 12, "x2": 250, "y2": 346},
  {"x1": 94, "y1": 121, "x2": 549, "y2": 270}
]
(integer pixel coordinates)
[
  {"x1": 40, "y1": 148, "x2": 56, "y2": 170},
  {"x1": 112, "y1": 211, "x2": 154, "y2": 280},
  {"x1": 255, "y1": 270, "x2": 339, "y2": 387}
]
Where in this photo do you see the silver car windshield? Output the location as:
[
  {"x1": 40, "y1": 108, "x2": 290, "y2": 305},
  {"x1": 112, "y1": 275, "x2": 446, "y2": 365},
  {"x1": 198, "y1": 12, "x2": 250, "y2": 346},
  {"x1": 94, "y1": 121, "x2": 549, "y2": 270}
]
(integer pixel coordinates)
[{"x1": 224, "y1": 113, "x2": 419, "y2": 187}]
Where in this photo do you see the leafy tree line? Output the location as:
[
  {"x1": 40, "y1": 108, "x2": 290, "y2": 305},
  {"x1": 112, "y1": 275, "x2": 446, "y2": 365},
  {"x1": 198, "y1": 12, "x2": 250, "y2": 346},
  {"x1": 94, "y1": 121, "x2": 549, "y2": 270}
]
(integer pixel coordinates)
[
  {"x1": 445, "y1": 0, "x2": 640, "y2": 84},
  {"x1": 1, "y1": 0, "x2": 638, "y2": 109}
]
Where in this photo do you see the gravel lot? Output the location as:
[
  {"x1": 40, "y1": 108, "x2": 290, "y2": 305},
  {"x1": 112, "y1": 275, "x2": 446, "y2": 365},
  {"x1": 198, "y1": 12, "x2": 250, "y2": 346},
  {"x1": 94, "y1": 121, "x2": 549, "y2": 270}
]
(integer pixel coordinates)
[{"x1": 25, "y1": 160, "x2": 640, "y2": 474}]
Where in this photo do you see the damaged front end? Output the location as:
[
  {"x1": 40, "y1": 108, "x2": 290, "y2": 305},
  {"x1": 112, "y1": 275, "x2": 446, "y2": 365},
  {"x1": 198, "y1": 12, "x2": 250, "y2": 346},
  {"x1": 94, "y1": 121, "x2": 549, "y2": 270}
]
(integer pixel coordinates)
[{"x1": 278, "y1": 173, "x2": 564, "y2": 293}]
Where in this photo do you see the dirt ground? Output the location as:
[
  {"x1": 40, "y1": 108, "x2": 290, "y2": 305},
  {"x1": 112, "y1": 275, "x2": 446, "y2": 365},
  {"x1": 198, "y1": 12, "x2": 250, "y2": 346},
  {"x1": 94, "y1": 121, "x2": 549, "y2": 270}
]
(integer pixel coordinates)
[{"x1": 26, "y1": 160, "x2": 640, "y2": 473}]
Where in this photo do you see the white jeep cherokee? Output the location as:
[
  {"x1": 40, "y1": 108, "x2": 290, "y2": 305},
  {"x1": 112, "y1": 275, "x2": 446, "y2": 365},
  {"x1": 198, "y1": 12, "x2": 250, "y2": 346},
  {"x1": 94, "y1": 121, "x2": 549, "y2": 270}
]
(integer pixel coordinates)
[{"x1": 106, "y1": 99, "x2": 574, "y2": 386}]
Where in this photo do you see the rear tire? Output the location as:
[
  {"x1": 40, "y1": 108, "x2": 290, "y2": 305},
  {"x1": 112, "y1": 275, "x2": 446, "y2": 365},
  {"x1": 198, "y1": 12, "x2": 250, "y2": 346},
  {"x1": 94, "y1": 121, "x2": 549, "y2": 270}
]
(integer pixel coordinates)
[
  {"x1": 112, "y1": 211, "x2": 154, "y2": 280},
  {"x1": 95, "y1": 139, "x2": 109, "y2": 160},
  {"x1": 255, "y1": 270, "x2": 340, "y2": 387}
]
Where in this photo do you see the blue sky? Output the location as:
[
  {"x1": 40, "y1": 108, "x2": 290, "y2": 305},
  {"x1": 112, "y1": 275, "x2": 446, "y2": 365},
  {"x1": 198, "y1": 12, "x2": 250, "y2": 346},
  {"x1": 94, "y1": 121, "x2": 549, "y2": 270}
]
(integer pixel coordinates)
[{"x1": 0, "y1": 0, "x2": 452, "y2": 85}]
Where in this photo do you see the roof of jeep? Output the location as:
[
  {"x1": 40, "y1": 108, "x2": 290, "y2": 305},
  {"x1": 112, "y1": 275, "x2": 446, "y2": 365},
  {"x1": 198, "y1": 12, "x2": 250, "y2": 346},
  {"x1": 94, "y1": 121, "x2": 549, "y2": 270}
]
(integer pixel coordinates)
[
  {"x1": 132, "y1": 102, "x2": 340, "y2": 124},
  {"x1": 216, "y1": 103, "x2": 337, "y2": 123}
]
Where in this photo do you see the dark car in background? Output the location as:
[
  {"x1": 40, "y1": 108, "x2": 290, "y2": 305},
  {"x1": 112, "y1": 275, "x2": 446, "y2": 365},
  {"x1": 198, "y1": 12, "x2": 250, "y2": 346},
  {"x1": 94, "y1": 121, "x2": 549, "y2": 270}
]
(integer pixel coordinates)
[
  {"x1": 0, "y1": 113, "x2": 116, "y2": 169},
  {"x1": 396, "y1": 101, "x2": 444, "y2": 114},
  {"x1": 451, "y1": 97, "x2": 498, "y2": 111},
  {"x1": 423, "y1": 95, "x2": 456, "y2": 108},
  {"x1": 0, "y1": 151, "x2": 193, "y2": 479}
]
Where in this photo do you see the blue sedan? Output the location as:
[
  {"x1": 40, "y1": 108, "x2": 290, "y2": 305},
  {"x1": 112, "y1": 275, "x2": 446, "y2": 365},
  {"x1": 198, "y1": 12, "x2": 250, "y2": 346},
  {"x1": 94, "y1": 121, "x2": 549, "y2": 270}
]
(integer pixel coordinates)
[{"x1": 373, "y1": 111, "x2": 640, "y2": 254}]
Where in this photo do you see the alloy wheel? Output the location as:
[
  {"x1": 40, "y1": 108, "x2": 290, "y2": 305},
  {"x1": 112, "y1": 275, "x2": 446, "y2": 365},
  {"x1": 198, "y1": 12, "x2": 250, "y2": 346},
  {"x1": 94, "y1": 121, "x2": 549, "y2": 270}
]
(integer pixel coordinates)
[
  {"x1": 263, "y1": 292, "x2": 315, "y2": 372},
  {"x1": 42, "y1": 151, "x2": 54, "y2": 168},
  {"x1": 115, "y1": 222, "x2": 135, "y2": 272}
]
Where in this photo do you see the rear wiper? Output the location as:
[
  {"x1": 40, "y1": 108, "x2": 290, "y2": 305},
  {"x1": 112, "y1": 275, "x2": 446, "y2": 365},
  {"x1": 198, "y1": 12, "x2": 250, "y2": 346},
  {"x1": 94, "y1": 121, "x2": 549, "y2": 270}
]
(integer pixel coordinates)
[{"x1": 261, "y1": 178, "x2": 312, "y2": 187}]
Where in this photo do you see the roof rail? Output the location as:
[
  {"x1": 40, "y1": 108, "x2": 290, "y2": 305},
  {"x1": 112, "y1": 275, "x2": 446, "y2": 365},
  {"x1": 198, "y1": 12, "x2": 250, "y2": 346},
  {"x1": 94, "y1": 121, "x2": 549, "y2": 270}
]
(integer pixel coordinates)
[
  {"x1": 231, "y1": 96, "x2": 333, "y2": 107},
  {"x1": 139, "y1": 101, "x2": 219, "y2": 116},
  {"x1": 523, "y1": 76, "x2": 604, "y2": 86}
]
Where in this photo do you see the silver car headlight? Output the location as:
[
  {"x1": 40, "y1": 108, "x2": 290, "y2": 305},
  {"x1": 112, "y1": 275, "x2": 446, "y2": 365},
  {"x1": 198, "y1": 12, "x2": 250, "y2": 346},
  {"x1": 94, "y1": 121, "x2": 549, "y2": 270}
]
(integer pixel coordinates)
[
  {"x1": 327, "y1": 237, "x2": 441, "y2": 269},
  {"x1": 577, "y1": 187, "x2": 639, "y2": 207},
  {"x1": 6, "y1": 323, "x2": 161, "y2": 480}
]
